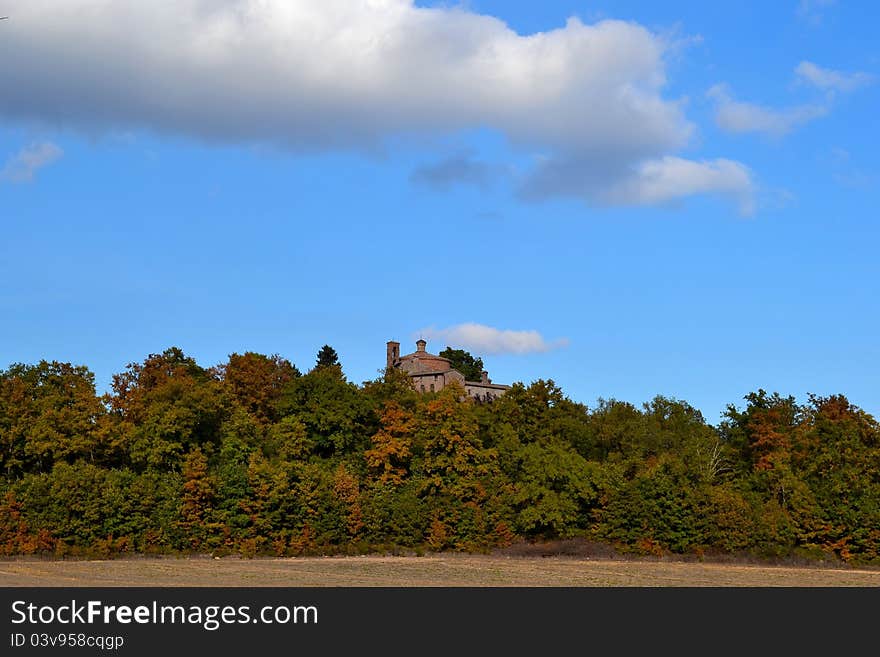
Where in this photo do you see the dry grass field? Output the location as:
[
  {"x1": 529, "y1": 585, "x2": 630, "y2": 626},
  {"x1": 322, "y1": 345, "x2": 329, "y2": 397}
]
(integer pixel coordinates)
[{"x1": 2, "y1": 554, "x2": 879, "y2": 587}]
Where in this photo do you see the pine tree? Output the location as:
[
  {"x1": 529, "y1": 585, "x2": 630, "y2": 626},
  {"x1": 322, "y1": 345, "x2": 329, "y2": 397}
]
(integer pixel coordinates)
[{"x1": 315, "y1": 345, "x2": 339, "y2": 369}]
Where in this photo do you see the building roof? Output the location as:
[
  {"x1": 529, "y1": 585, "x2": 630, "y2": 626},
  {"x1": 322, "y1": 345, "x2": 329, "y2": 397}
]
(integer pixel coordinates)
[
  {"x1": 400, "y1": 350, "x2": 449, "y2": 362},
  {"x1": 398, "y1": 341, "x2": 452, "y2": 372}
]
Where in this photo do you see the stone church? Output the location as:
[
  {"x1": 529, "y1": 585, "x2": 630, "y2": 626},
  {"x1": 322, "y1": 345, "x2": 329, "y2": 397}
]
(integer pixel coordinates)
[{"x1": 386, "y1": 339, "x2": 510, "y2": 401}]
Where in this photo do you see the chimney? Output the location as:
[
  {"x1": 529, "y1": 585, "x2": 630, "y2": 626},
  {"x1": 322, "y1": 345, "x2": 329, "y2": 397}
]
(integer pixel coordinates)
[
  {"x1": 481, "y1": 370, "x2": 490, "y2": 384},
  {"x1": 386, "y1": 341, "x2": 400, "y2": 370},
  {"x1": 416, "y1": 339, "x2": 427, "y2": 353}
]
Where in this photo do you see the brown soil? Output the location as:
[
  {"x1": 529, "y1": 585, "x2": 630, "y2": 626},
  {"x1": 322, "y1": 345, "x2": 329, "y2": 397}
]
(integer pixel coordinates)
[{"x1": 1, "y1": 553, "x2": 878, "y2": 587}]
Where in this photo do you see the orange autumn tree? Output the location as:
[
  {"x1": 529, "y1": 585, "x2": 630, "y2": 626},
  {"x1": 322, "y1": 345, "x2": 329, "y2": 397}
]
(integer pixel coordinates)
[
  {"x1": 723, "y1": 389, "x2": 801, "y2": 473},
  {"x1": 0, "y1": 491, "x2": 54, "y2": 555},
  {"x1": 217, "y1": 352, "x2": 300, "y2": 425},
  {"x1": 180, "y1": 447, "x2": 219, "y2": 550},
  {"x1": 365, "y1": 401, "x2": 414, "y2": 485}
]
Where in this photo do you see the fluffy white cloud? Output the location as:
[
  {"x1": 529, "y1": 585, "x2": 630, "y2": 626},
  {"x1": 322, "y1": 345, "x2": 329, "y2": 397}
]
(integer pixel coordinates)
[
  {"x1": 419, "y1": 323, "x2": 569, "y2": 355},
  {"x1": 795, "y1": 61, "x2": 875, "y2": 93},
  {"x1": 0, "y1": 0, "x2": 751, "y2": 209},
  {"x1": 707, "y1": 84, "x2": 827, "y2": 137},
  {"x1": 1, "y1": 142, "x2": 63, "y2": 183}
]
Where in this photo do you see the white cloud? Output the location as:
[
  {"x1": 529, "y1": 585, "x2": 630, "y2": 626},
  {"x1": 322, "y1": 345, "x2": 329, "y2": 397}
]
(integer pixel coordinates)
[
  {"x1": 1, "y1": 141, "x2": 63, "y2": 183},
  {"x1": 709, "y1": 61, "x2": 873, "y2": 139},
  {"x1": 601, "y1": 156, "x2": 756, "y2": 215},
  {"x1": 419, "y1": 323, "x2": 569, "y2": 355},
  {"x1": 795, "y1": 61, "x2": 875, "y2": 93},
  {"x1": 0, "y1": 1, "x2": 751, "y2": 211},
  {"x1": 707, "y1": 84, "x2": 828, "y2": 137}
]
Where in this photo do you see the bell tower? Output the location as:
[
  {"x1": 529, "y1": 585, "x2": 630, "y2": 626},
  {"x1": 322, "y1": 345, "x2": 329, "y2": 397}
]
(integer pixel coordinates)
[{"x1": 386, "y1": 340, "x2": 400, "y2": 370}]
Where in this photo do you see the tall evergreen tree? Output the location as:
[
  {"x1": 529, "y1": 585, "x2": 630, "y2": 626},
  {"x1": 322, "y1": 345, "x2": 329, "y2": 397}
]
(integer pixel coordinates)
[{"x1": 315, "y1": 345, "x2": 340, "y2": 369}]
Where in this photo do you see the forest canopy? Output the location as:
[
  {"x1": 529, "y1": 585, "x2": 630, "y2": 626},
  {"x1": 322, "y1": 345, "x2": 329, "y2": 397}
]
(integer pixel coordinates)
[{"x1": 1, "y1": 346, "x2": 878, "y2": 564}]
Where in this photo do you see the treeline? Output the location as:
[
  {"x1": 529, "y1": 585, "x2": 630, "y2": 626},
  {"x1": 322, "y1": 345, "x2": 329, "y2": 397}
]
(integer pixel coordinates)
[{"x1": 1, "y1": 347, "x2": 878, "y2": 564}]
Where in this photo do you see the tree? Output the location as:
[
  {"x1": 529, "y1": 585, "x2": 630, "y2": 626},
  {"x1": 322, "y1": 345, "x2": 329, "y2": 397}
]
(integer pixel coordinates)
[
  {"x1": 365, "y1": 402, "x2": 414, "y2": 485},
  {"x1": 332, "y1": 463, "x2": 363, "y2": 540},
  {"x1": 505, "y1": 439, "x2": 600, "y2": 538},
  {"x1": 0, "y1": 361, "x2": 106, "y2": 475},
  {"x1": 721, "y1": 390, "x2": 801, "y2": 473},
  {"x1": 315, "y1": 345, "x2": 339, "y2": 370},
  {"x1": 417, "y1": 385, "x2": 482, "y2": 489},
  {"x1": 106, "y1": 348, "x2": 227, "y2": 470},
  {"x1": 218, "y1": 352, "x2": 300, "y2": 424},
  {"x1": 0, "y1": 491, "x2": 54, "y2": 555},
  {"x1": 275, "y1": 365, "x2": 373, "y2": 457},
  {"x1": 487, "y1": 379, "x2": 585, "y2": 448},
  {"x1": 790, "y1": 395, "x2": 880, "y2": 561},
  {"x1": 578, "y1": 397, "x2": 645, "y2": 460},
  {"x1": 599, "y1": 454, "x2": 705, "y2": 554},
  {"x1": 267, "y1": 416, "x2": 312, "y2": 461},
  {"x1": 438, "y1": 347, "x2": 483, "y2": 382},
  {"x1": 413, "y1": 383, "x2": 502, "y2": 550},
  {"x1": 179, "y1": 448, "x2": 219, "y2": 550}
]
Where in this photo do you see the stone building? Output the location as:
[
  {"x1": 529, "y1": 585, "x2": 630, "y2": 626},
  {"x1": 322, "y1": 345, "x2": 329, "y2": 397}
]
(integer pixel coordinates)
[{"x1": 386, "y1": 339, "x2": 510, "y2": 401}]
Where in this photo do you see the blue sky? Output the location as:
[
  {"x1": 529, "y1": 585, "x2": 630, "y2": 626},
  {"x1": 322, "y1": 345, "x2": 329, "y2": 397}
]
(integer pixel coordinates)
[{"x1": 1, "y1": 0, "x2": 877, "y2": 424}]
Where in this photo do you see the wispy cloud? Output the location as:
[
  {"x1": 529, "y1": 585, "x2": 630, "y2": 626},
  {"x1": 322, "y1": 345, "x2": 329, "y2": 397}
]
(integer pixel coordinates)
[
  {"x1": 707, "y1": 84, "x2": 828, "y2": 137},
  {"x1": 709, "y1": 60, "x2": 873, "y2": 139},
  {"x1": 1, "y1": 141, "x2": 63, "y2": 183},
  {"x1": 795, "y1": 61, "x2": 875, "y2": 93},
  {"x1": 600, "y1": 156, "x2": 756, "y2": 216},
  {"x1": 411, "y1": 152, "x2": 507, "y2": 190},
  {"x1": 796, "y1": 0, "x2": 836, "y2": 25},
  {"x1": 419, "y1": 323, "x2": 569, "y2": 355},
  {"x1": 828, "y1": 148, "x2": 879, "y2": 190}
]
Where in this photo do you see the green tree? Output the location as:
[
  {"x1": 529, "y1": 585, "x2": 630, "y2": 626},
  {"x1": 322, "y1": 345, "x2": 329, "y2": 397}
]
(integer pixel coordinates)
[
  {"x1": 416, "y1": 384, "x2": 487, "y2": 493},
  {"x1": 0, "y1": 361, "x2": 107, "y2": 476},
  {"x1": 577, "y1": 397, "x2": 646, "y2": 461},
  {"x1": 599, "y1": 454, "x2": 705, "y2": 554},
  {"x1": 107, "y1": 348, "x2": 227, "y2": 470},
  {"x1": 315, "y1": 345, "x2": 340, "y2": 370},
  {"x1": 503, "y1": 438, "x2": 600, "y2": 538},
  {"x1": 275, "y1": 365, "x2": 373, "y2": 457},
  {"x1": 266, "y1": 416, "x2": 312, "y2": 462},
  {"x1": 438, "y1": 347, "x2": 483, "y2": 382},
  {"x1": 212, "y1": 410, "x2": 264, "y2": 546},
  {"x1": 790, "y1": 395, "x2": 880, "y2": 561},
  {"x1": 413, "y1": 384, "x2": 502, "y2": 549}
]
